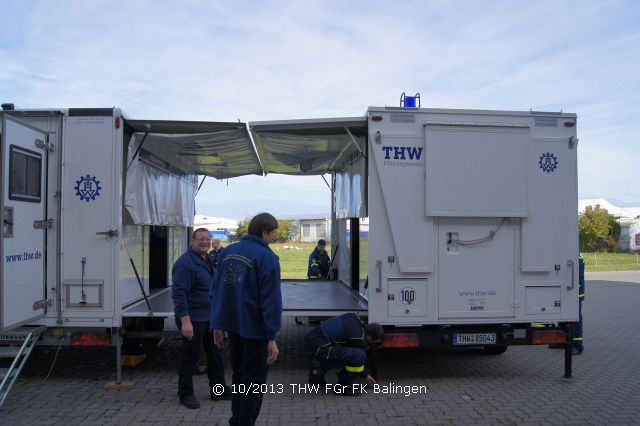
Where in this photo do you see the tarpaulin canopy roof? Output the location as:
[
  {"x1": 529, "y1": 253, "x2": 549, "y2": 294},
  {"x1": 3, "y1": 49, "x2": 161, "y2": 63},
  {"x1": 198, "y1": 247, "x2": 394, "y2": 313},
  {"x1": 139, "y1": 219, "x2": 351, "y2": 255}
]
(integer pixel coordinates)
[
  {"x1": 124, "y1": 116, "x2": 368, "y2": 179},
  {"x1": 122, "y1": 117, "x2": 369, "y2": 226},
  {"x1": 249, "y1": 117, "x2": 367, "y2": 175},
  {"x1": 125, "y1": 119, "x2": 263, "y2": 179},
  {"x1": 126, "y1": 119, "x2": 243, "y2": 135}
]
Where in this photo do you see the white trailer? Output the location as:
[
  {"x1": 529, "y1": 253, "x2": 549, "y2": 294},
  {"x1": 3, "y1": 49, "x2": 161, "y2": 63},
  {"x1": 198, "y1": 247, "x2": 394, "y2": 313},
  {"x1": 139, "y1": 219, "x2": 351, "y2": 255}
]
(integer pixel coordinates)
[
  {"x1": 0, "y1": 107, "x2": 271, "y2": 398},
  {"x1": 0, "y1": 102, "x2": 579, "y2": 394},
  {"x1": 246, "y1": 105, "x2": 579, "y2": 377}
]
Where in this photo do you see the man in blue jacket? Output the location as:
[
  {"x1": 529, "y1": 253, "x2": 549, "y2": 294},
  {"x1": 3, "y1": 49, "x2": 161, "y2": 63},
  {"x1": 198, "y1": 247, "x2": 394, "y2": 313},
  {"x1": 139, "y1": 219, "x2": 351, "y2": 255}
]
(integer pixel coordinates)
[
  {"x1": 305, "y1": 313, "x2": 384, "y2": 395},
  {"x1": 172, "y1": 228, "x2": 229, "y2": 409},
  {"x1": 307, "y1": 239, "x2": 331, "y2": 279},
  {"x1": 211, "y1": 212, "x2": 282, "y2": 426},
  {"x1": 208, "y1": 237, "x2": 224, "y2": 271}
]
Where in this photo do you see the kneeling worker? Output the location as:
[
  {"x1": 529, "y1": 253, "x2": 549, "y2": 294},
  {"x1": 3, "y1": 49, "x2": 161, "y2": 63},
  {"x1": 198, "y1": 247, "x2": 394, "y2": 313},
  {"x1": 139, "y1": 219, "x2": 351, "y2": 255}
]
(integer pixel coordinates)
[
  {"x1": 307, "y1": 239, "x2": 331, "y2": 279},
  {"x1": 305, "y1": 313, "x2": 384, "y2": 394}
]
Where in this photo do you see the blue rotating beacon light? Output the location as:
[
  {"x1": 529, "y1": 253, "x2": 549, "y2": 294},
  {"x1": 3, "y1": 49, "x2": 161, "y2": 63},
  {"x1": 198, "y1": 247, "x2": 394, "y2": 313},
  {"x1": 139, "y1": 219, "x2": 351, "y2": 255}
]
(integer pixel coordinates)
[{"x1": 400, "y1": 92, "x2": 420, "y2": 108}]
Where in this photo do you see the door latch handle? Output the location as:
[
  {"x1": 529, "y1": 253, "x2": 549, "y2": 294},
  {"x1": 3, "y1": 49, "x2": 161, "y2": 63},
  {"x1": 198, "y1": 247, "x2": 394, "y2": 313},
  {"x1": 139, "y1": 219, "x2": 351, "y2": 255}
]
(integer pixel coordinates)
[
  {"x1": 566, "y1": 259, "x2": 575, "y2": 290},
  {"x1": 96, "y1": 228, "x2": 118, "y2": 238}
]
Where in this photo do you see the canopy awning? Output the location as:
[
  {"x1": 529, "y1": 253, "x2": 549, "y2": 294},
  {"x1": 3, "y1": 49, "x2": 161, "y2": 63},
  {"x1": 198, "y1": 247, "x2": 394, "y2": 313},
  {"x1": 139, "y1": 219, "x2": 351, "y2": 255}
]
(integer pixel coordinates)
[
  {"x1": 249, "y1": 117, "x2": 368, "y2": 175},
  {"x1": 125, "y1": 119, "x2": 263, "y2": 179},
  {"x1": 122, "y1": 116, "x2": 369, "y2": 225}
]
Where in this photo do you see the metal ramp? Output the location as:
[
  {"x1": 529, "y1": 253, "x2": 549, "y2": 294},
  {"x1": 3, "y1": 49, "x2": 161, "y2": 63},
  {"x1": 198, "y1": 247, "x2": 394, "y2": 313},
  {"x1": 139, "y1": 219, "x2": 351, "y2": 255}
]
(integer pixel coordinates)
[{"x1": 0, "y1": 326, "x2": 46, "y2": 410}]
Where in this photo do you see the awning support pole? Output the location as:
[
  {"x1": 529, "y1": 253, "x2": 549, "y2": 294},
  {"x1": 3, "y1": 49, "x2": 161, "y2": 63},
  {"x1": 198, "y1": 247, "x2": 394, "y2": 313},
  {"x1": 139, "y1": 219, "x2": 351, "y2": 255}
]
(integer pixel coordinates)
[
  {"x1": 344, "y1": 126, "x2": 366, "y2": 160},
  {"x1": 126, "y1": 126, "x2": 151, "y2": 172},
  {"x1": 321, "y1": 175, "x2": 332, "y2": 191}
]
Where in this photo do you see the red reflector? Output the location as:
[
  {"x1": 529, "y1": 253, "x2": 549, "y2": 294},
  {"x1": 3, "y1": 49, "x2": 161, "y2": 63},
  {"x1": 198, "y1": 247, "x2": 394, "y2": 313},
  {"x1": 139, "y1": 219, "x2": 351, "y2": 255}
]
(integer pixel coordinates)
[
  {"x1": 532, "y1": 330, "x2": 566, "y2": 345},
  {"x1": 70, "y1": 332, "x2": 110, "y2": 347},
  {"x1": 381, "y1": 333, "x2": 419, "y2": 348},
  {"x1": 371, "y1": 115, "x2": 383, "y2": 122},
  {"x1": 115, "y1": 116, "x2": 121, "y2": 128},
  {"x1": 564, "y1": 121, "x2": 575, "y2": 127}
]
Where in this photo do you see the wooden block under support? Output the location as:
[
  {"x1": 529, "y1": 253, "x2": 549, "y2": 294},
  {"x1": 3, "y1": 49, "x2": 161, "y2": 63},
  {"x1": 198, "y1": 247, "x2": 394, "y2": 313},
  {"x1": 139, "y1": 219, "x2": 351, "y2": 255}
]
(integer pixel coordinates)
[
  {"x1": 120, "y1": 354, "x2": 146, "y2": 367},
  {"x1": 104, "y1": 381, "x2": 135, "y2": 390}
]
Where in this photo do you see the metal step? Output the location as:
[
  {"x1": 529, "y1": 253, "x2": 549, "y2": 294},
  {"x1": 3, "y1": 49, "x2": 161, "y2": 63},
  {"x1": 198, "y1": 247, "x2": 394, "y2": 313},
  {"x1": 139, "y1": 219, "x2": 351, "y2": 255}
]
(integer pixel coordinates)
[
  {"x1": 0, "y1": 326, "x2": 45, "y2": 410},
  {"x1": 0, "y1": 326, "x2": 46, "y2": 341},
  {"x1": 0, "y1": 368, "x2": 15, "y2": 380},
  {"x1": 0, "y1": 346, "x2": 22, "y2": 358}
]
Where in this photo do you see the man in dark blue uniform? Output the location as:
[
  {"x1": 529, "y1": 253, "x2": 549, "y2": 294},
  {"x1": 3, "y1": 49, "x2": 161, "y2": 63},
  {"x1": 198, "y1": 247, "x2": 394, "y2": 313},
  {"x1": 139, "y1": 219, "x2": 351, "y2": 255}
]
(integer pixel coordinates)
[
  {"x1": 208, "y1": 237, "x2": 224, "y2": 271},
  {"x1": 211, "y1": 213, "x2": 282, "y2": 426},
  {"x1": 305, "y1": 313, "x2": 384, "y2": 395},
  {"x1": 172, "y1": 228, "x2": 229, "y2": 409},
  {"x1": 307, "y1": 239, "x2": 331, "y2": 279}
]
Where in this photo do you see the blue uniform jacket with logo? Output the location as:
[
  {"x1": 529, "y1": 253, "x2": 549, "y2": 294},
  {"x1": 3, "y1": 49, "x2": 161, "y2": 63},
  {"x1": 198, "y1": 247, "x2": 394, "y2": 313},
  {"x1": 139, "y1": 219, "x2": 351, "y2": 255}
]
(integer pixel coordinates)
[
  {"x1": 307, "y1": 247, "x2": 331, "y2": 278},
  {"x1": 210, "y1": 235, "x2": 282, "y2": 341},
  {"x1": 171, "y1": 248, "x2": 215, "y2": 322},
  {"x1": 319, "y1": 313, "x2": 366, "y2": 350}
]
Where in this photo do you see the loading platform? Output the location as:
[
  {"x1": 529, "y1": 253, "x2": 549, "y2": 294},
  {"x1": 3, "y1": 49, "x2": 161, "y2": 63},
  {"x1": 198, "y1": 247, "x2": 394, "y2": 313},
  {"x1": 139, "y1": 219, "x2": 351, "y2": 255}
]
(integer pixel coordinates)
[{"x1": 122, "y1": 280, "x2": 368, "y2": 318}]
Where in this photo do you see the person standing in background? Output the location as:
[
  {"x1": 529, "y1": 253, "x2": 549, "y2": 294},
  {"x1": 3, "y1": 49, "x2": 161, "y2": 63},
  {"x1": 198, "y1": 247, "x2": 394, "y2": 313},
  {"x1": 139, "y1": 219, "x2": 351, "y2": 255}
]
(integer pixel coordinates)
[{"x1": 208, "y1": 237, "x2": 224, "y2": 271}]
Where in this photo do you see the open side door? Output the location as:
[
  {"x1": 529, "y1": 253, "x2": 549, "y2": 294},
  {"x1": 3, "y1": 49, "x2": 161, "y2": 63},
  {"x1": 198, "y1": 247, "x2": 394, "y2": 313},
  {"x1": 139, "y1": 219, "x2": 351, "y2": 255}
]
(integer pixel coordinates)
[
  {"x1": 1, "y1": 116, "x2": 48, "y2": 330},
  {"x1": 249, "y1": 117, "x2": 368, "y2": 290}
]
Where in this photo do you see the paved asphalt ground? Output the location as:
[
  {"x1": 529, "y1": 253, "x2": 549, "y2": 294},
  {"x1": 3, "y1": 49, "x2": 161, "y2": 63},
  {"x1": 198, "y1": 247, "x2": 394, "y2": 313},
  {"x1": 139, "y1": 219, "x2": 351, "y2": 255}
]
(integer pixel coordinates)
[{"x1": 1, "y1": 272, "x2": 639, "y2": 425}]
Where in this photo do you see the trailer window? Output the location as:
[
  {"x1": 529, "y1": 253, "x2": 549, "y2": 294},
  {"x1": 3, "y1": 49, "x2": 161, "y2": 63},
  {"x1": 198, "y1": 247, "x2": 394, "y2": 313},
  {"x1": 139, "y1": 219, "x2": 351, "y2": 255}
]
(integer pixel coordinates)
[{"x1": 9, "y1": 144, "x2": 42, "y2": 203}]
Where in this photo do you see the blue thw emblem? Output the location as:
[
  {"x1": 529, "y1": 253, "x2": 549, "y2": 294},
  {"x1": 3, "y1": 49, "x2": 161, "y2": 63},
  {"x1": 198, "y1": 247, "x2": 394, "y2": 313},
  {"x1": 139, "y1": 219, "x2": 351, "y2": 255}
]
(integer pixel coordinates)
[
  {"x1": 538, "y1": 152, "x2": 558, "y2": 173},
  {"x1": 75, "y1": 175, "x2": 102, "y2": 202}
]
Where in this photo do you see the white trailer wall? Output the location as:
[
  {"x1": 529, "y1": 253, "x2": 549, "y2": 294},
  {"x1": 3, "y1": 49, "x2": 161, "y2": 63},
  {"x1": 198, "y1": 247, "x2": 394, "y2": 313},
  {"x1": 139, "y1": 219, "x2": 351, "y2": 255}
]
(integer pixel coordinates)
[{"x1": 367, "y1": 108, "x2": 579, "y2": 325}]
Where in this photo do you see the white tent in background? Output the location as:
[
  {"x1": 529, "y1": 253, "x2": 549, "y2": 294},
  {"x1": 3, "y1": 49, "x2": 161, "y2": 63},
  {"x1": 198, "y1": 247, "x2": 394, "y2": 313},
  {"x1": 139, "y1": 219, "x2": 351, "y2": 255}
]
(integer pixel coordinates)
[{"x1": 578, "y1": 198, "x2": 635, "y2": 218}]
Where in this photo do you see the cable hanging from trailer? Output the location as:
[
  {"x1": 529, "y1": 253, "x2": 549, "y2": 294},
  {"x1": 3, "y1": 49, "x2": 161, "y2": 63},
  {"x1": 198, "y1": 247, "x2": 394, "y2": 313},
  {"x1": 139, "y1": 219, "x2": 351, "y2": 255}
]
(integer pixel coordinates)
[{"x1": 447, "y1": 218, "x2": 507, "y2": 246}]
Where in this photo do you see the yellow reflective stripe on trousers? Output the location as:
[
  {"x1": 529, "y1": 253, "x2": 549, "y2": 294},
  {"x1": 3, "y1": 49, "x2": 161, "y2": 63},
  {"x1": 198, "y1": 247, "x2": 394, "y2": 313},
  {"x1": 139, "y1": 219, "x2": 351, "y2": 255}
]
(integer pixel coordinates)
[
  {"x1": 573, "y1": 337, "x2": 584, "y2": 341},
  {"x1": 345, "y1": 364, "x2": 365, "y2": 373}
]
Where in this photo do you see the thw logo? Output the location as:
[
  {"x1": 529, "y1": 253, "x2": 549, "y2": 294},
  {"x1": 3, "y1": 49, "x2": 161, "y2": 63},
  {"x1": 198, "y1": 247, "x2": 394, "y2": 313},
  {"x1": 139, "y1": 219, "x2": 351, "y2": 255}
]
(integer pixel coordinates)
[
  {"x1": 75, "y1": 175, "x2": 102, "y2": 202},
  {"x1": 382, "y1": 146, "x2": 423, "y2": 160}
]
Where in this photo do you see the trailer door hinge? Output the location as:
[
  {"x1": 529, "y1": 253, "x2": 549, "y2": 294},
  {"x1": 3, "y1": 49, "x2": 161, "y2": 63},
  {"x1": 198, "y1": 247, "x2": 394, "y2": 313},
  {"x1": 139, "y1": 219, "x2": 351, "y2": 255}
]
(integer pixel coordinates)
[
  {"x1": 35, "y1": 138, "x2": 55, "y2": 152},
  {"x1": 33, "y1": 299, "x2": 49, "y2": 310},
  {"x1": 33, "y1": 219, "x2": 54, "y2": 229},
  {"x1": 568, "y1": 136, "x2": 578, "y2": 149},
  {"x1": 512, "y1": 301, "x2": 520, "y2": 308}
]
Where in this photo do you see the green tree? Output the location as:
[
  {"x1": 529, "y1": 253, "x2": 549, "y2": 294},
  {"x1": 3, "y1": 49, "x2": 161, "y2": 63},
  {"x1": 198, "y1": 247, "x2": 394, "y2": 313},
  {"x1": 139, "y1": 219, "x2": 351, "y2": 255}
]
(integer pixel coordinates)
[
  {"x1": 288, "y1": 220, "x2": 300, "y2": 242},
  {"x1": 274, "y1": 220, "x2": 292, "y2": 243},
  {"x1": 234, "y1": 217, "x2": 250, "y2": 240},
  {"x1": 579, "y1": 205, "x2": 616, "y2": 251}
]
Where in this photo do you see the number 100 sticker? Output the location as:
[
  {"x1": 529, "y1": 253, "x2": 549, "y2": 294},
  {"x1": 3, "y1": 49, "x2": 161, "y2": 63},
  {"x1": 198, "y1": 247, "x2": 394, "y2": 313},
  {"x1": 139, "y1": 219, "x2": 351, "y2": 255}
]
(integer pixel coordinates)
[{"x1": 400, "y1": 287, "x2": 415, "y2": 305}]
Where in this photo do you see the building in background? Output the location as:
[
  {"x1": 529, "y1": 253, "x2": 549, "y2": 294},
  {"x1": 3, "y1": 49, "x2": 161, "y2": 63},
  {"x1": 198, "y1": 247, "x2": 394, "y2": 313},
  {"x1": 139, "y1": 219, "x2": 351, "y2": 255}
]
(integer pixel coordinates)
[
  {"x1": 193, "y1": 215, "x2": 238, "y2": 241},
  {"x1": 277, "y1": 214, "x2": 330, "y2": 242},
  {"x1": 618, "y1": 218, "x2": 640, "y2": 252},
  {"x1": 277, "y1": 215, "x2": 369, "y2": 243}
]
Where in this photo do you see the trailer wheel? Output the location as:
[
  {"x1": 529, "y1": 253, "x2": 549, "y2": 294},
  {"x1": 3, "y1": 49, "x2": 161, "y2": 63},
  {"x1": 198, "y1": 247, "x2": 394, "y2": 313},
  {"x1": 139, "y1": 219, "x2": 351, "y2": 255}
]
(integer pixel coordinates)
[{"x1": 484, "y1": 345, "x2": 508, "y2": 355}]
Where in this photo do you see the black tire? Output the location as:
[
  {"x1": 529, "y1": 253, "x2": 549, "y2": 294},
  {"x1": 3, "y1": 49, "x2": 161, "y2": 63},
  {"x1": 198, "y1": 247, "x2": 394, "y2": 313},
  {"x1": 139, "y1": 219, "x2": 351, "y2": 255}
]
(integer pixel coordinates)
[{"x1": 484, "y1": 345, "x2": 508, "y2": 355}]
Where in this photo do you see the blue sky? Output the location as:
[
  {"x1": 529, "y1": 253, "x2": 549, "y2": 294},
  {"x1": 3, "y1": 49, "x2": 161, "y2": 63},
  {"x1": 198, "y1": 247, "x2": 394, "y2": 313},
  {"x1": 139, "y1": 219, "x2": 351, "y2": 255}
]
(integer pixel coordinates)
[{"x1": 2, "y1": 0, "x2": 639, "y2": 219}]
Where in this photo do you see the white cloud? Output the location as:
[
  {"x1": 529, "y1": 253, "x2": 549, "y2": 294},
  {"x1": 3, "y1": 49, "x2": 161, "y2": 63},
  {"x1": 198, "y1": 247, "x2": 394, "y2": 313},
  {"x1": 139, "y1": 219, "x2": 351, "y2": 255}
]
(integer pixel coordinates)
[{"x1": 1, "y1": 0, "x2": 639, "y2": 217}]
